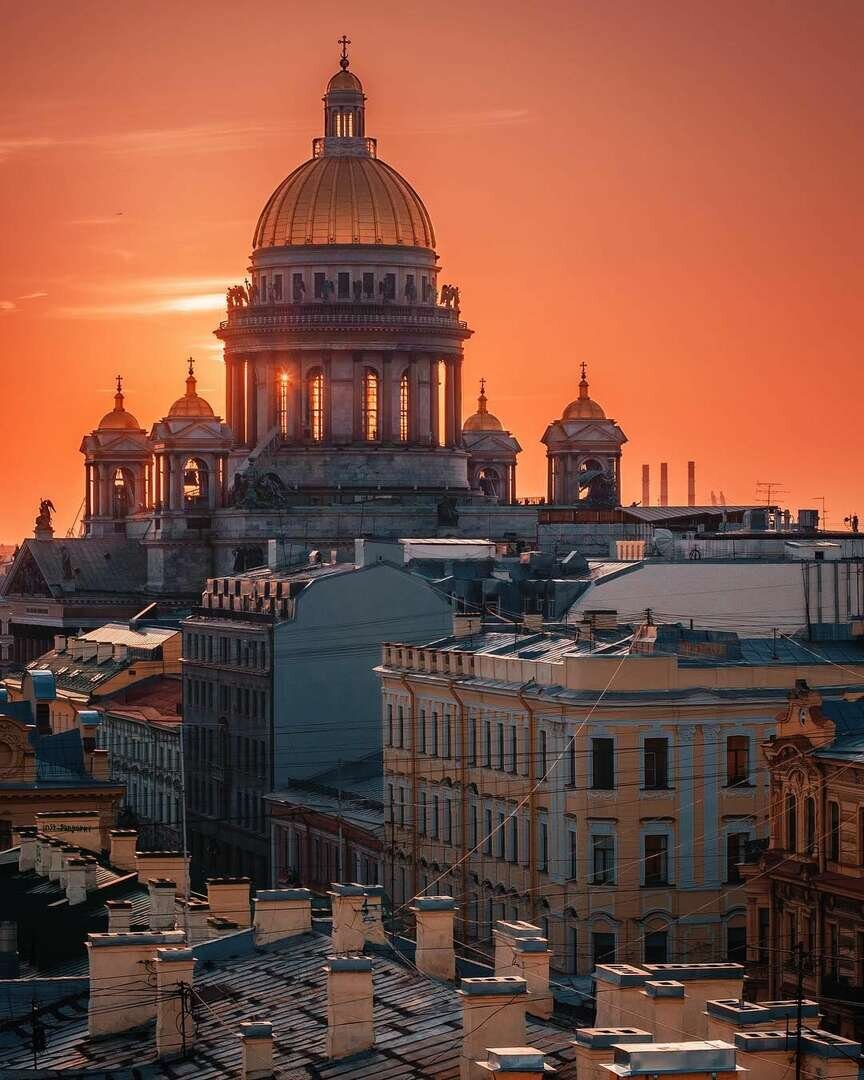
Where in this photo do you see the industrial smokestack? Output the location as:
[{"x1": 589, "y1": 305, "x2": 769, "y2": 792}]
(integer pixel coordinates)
[
  {"x1": 641, "y1": 465, "x2": 650, "y2": 507},
  {"x1": 660, "y1": 463, "x2": 669, "y2": 507},
  {"x1": 687, "y1": 461, "x2": 696, "y2": 507}
]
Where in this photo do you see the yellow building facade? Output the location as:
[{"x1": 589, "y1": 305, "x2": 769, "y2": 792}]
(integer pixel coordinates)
[{"x1": 378, "y1": 622, "x2": 864, "y2": 975}]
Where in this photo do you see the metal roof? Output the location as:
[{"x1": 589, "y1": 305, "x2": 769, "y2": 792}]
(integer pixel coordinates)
[{"x1": 0, "y1": 932, "x2": 581, "y2": 1076}]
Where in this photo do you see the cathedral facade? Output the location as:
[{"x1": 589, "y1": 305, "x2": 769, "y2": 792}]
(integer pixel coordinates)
[{"x1": 7, "y1": 48, "x2": 630, "y2": 612}]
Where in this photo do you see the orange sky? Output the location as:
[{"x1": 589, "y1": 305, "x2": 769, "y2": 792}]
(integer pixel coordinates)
[{"x1": 1, "y1": 0, "x2": 863, "y2": 542}]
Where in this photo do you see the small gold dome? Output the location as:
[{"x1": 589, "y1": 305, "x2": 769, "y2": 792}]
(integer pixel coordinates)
[
  {"x1": 327, "y1": 68, "x2": 363, "y2": 93},
  {"x1": 464, "y1": 379, "x2": 504, "y2": 432},
  {"x1": 254, "y1": 155, "x2": 435, "y2": 249},
  {"x1": 99, "y1": 380, "x2": 141, "y2": 430},
  {"x1": 562, "y1": 363, "x2": 606, "y2": 421},
  {"x1": 168, "y1": 362, "x2": 215, "y2": 419}
]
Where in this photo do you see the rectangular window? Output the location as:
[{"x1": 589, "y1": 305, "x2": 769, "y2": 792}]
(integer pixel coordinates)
[
  {"x1": 469, "y1": 716, "x2": 477, "y2": 764},
  {"x1": 567, "y1": 738, "x2": 576, "y2": 786},
  {"x1": 272, "y1": 273, "x2": 282, "y2": 300},
  {"x1": 484, "y1": 808, "x2": 493, "y2": 855},
  {"x1": 539, "y1": 820, "x2": 549, "y2": 871},
  {"x1": 470, "y1": 804, "x2": 477, "y2": 848},
  {"x1": 644, "y1": 737, "x2": 669, "y2": 789},
  {"x1": 444, "y1": 799, "x2": 452, "y2": 844},
  {"x1": 592, "y1": 738, "x2": 615, "y2": 789},
  {"x1": 444, "y1": 714, "x2": 452, "y2": 759},
  {"x1": 592, "y1": 932, "x2": 616, "y2": 966},
  {"x1": 483, "y1": 721, "x2": 492, "y2": 767},
  {"x1": 727, "y1": 926, "x2": 747, "y2": 964},
  {"x1": 383, "y1": 272, "x2": 396, "y2": 300},
  {"x1": 337, "y1": 271, "x2": 350, "y2": 298},
  {"x1": 398, "y1": 787, "x2": 405, "y2": 825},
  {"x1": 431, "y1": 795, "x2": 439, "y2": 839},
  {"x1": 758, "y1": 907, "x2": 770, "y2": 963},
  {"x1": 592, "y1": 833, "x2": 615, "y2": 884},
  {"x1": 397, "y1": 705, "x2": 404, "y2": 748},
  {"x1": 431, "y1": 711, "x2": 439, "y2": 757},
  {"x1": 314, "y1": 272, "x2": 326, "y2": 299},
  {"x1": 419, "y1": 791, "x2": 426, "y2": 834},
  {"x1": 496, "y1": 812, "x2": 505, "y2": 858},
  {"x1": 509, "y1": 725, "x2": 518, "y2": 774},
  {"x1": 292, "y1": 272, "x2": 304, "y2": 301},
  {"x1": 726, "y1": 831, "x2": 748, "y2": 883},
  {"x1": 539, "y1": 729, "x2": 548, "y2": 777},
  {"x1": 644, "y1": 833, "x2": 669, "y2": 885},
  {"x1": 569, "y1": 829, "x2": 578, "y2": 880},
  {"x1": 386, "y1": 783, "x2": 394, "y2": 823},
  {"x1": 385, "y1": 703, "x2": 393, "y2": 746},
  {"x1": 829, "y1": 801, "x2": 840, "y2": 862},
  {"x1": 497, "y1": 724, "x2": 505, "y2": 770},
  {"x1": 362, "y1": 272, "x2": 374, "y2": 299},
  {"x1": 419, "y1": 708, "x2": 427, "y2": 753},
  {"x1": 726, "y1": 735, "x2": 750, "y2": 786},
  {"x1": 644, "y1": 930, "x2": 668, "y2": 964},
  {"x1": 509, "y1": 815, "x2": 519, "y2": 863}
]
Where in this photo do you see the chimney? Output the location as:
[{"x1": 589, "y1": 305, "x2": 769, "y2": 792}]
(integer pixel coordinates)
[
  {"x1": 154, "y1": 946, "x2": 196, "y2": 1059},
  {"x1": 53, "y1": 634, "x2": 67, "y2": 653},
  {"x1": 475, "y1": 1047, "x2": 552, "y2": 1077},
  {"x1": 109, "y1": 828, "x2": 138, "y2": 872},
  {"x1": 206, "y1": 876, "x2": 252, "y2": 927},
  {"x1": 706, "y1": 998, "x2": 821, "y2": 1042},
  {"x1": 329, "y1": 883, "x2": 385, "y2": 952},
  {"x1": 659, "y1": 463, "x2": 668, "y2": 507},
  {"x1": 642, "y1": 964, "x2": 744, "y2": 1037},
  {"x1": 96, "y1": 641, "x2": 113, "y2": 663},
  {"x1": 177, "y1": 898, "x2": 211, "y2": 944},
  {"x1": 207, "y1": 916, "x2": 242, "y2": 938},
  {"x1": 607, "y1": 1041, "x2": 739, "y2": 1080},
  {"x1": 87, "y1": 747, "x2": 110, "y2": 781},
  {"x1": 148, "y1": 878, "x2": 177, "y2": 931},
  {"x1": 459, "y1": 977, "x2": 528, "y2": 1080},
  {"x1": 81, "y1": 640, "x2": 98, "y2": 661},
  {"x1": 640, "y1": 980, "x2": 686, "y2": 1042},
  {"x1": 571, "y1": 1028, "x2": 654, "y2": 1080},
  {"x1": 34, "y1": 834, "x2": 52, "y2": 875},
  {"x1": 592, "y1": 965, "x2": 649, "y2": 1028},
  {"x1": 493, "y1": 921, "x2": 553, "y2": 1020},
  {"x1": 687, "y1": 461, "x2": 696, "y2": 507},
  {"x1": 325, "y1": 955, "x2": 374, "y2": 1060},
  {"x1": 253, "y1": 888, "x2": 312, "y2": 946},
  {"x1": 47, "y1": 841, "x2": 67, "y2": 883},
  {"x1": 641, "y1": 465, "x2": 650, "y2": 507},
  {"x1": 113, "y1": 642, "x2": 128, "y2": 661},
  {"x1": 240, "y1": 1021, "x2": 274, "y2": 1079},
  {"x1": 135, "y1": 850, "x2": 190, "y2": 894},
  {"x1": 0, "y1": 921, "x2": 18, "y2": 979},
  {"x1": 82, "y1": 855, "x2": 99, "y2": 893},
  {"x1": 412, "y1": 896, "x2": 457, "y2": 981},
  {"x1": 453, "y1": 613, "x2": 482, "y2": 638},
  {"x1": 106, "y1": 900, "x2": 133, "y2": 933},
  {"x1": 13, "y1": 827, "x2": 37, "y2": 872},
  {"x1": 86, "y1": 929, "x2": 185, "y2": 1037},
  {"x1": 65, "y1": 858, "x2": 89, "y2": 905}
]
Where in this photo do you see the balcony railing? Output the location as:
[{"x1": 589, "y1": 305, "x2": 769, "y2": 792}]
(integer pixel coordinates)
[{"x1": 219, "y1": 301, "x2": 468, "y2": 333}]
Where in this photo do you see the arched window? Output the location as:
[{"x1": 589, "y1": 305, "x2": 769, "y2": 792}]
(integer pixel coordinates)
[
  {"x1": 112, "y1": 467, "x2": 134, "y2": 518},
  {"x1": 785, "y1": 791, "x2": 798, "y2": 853},
  {"x1": 277, "y1": 372, "x2": 289, "y2": 438},
  {"x1": 805, "y1": 796, "x2": 816, "y2": 856},
  {"x1": 399, "y1": 370, "x2": 410, "y2": 441},
  {"x1": 362, "y1": 368, "x2": 379, "y2": 441},
  {"x1": 182, "y1": 458, "x2": 208, "y2": 506},
  {"x1": 306, "y1": 369, "x2": 325, "y2": 442}
]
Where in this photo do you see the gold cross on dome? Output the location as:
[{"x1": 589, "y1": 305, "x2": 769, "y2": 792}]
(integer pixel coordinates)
[
  {"x1": 480, "y1": 377, "x2": 486, "y2": 394},
  {"x1": 580, "y1": 361, "x2": 587, "y2": 380},
  {"x1": 338, "y1": 35, "x2": 351, "y2": 68},
  {"x1": 116, "y1": 374, "x2": 123, "y2": 394}
]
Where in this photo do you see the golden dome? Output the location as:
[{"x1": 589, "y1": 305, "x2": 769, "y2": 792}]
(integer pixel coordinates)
[
  {"x1": 464, "y1": 379, "x2": 504, "y2": 432},
  {"x1": 98, "y1": 379, "x2": 141, "y2": 430},
  {"x1": 168, "y1": 362, "x2": 215, "y2": 419},
  {"x1": 254, "y1": 155, "x2": 435, "y2": 249},
  {"x1": 327, "y1": 68, "x2": 363, "y2": 92},
  {"x1": 562, "y1": 363, "x2": 606, "y2": 421}
]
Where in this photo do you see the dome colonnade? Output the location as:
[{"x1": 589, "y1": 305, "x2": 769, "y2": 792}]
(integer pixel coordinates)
[{"x1": 217, "y1": 49, "x2": 471, "y2": 493}]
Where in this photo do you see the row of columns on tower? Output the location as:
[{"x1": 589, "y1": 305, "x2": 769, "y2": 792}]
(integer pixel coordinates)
[
  {"x1": 225, "y1": 353, "x2": 463, "y2": 451},
  {"x1": 85, "y1": 454, "x2": 229, "y2": 522}
]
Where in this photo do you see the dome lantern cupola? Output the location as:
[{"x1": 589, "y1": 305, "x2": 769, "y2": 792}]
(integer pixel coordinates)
[
  {"x1": 323, "y1": 36, "x2": 366, "y2": 142},
  {"x1": 168, "y1": 357, "x2": 215, "y2": 419},
  {"x1": 562, "y1": 362, "x2": 606, "y2": 421},
  {"x1": 98, "y1": 374, "x2": 142, "y2": 431}
]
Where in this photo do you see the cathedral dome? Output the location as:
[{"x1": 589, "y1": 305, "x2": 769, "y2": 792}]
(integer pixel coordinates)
[
  {"x1": 253, "y1": 155, "x2": 435, "y2": 249},
  {"x1": 167, "y1": 362, "x2": 215, "y2": 418},
  {"x1": 562, "y1": 363, "x2": 606, "y2": 421},
  {"x1": 98, "y1": 379, "x2": 141, "y2": 430},
  {"x1": 463, "y1": 380, "x2": 504, "y2": 432},
  {"x1": 253, "y1": 46, "x2": 435, "y2": 250}
]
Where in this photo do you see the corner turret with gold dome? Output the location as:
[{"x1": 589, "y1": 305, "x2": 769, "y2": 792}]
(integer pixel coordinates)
[
  {"x1": 462, "y1": 379, "x2": 521, "y2": 503},
  {"x1": 541, "y1": 363, "x2": 627, "y2": 507},
  {"x1": 216, "y1": 39, "x2": 472, "y2": 498}
]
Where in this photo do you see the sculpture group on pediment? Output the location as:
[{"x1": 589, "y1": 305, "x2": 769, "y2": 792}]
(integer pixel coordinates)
[{"x1": 228, "y1": 467, "x2": 291, "y2": 510}]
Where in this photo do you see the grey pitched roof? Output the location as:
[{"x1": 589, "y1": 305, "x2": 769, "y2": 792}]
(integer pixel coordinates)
[
  {"x1": 5, "y1": 538, "x2": 147, "y2": 598},
  {"x1": 0, "y1": 932, "x2": 580, "y2": 1077}
]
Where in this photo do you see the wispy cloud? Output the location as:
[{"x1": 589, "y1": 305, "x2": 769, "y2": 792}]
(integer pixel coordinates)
[
  {"x1": 0, "y1": 301, "x2": 15, "y2": 315},
  {"x1": 386, "y1": 108, "x2": 531, "y2": 136},
  {"x1": 0, "y1": 120, "x2": 286, "y2": 162},
  {"x1": 0, "y1": 292, "x2": 48, "y2": 314},
  {"x1": 17, "y1": 291, "x2": 47, "y2": 301},
  {"x1": 67, "y1": 215, "x2": 128, "y2": 226},
  {"x1": 53, "y1": 275, "x2": 233, "y2": 319}
]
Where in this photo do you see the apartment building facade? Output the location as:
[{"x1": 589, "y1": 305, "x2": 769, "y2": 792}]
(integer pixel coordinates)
[
  {"x1": 743, "y1": 684, "x2": 864, "y2": 1039},
  {"x1": 378, "y1": 622, "x2": 864, "y2": 976}
]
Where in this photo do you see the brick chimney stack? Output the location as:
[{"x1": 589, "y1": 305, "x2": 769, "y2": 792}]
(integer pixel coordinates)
[
  {"x1": 240, "y1": 1021, "x2": 274, "y2": 1078},
  {"x1": 154, "y1": 946, "x2": 196, "y2": 1059},
  {"x1": 459, "y1": 977, "x2": 528, "y2": 1080},
  {"x1": 412, "y1": 896, "x2": 457, "y2": 980},
  {"x1": 325, "y1": 955, "x2": 374, "y2": 1059}
]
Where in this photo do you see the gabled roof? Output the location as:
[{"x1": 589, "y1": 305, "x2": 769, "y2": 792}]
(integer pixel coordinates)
[{"x1": 2, "y1": 539, "x2": 146, "y2": 599}]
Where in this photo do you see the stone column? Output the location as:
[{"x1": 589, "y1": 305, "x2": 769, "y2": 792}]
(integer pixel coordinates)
[
  {"x1": 444, "y1": 359, "x2": 456, "y2": 446},
  {"x1": 429, "y1": 357, "x2": 441, "y2": 447},
  {"x1": 408, "y1": 356, "x2": 420, "y2": 445},
  {"x1": 246, "y1": 361, "x2": 258, "y2": 449},
  {"x1": 453, "y1": 356, "x2": 463, "y2": 446},
  {"x1": 381, "y1": 351, "x2": 393, "y2": 441},
  {"x1": 225, "y1": 358, "x2": 236, "y2": 431}
]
